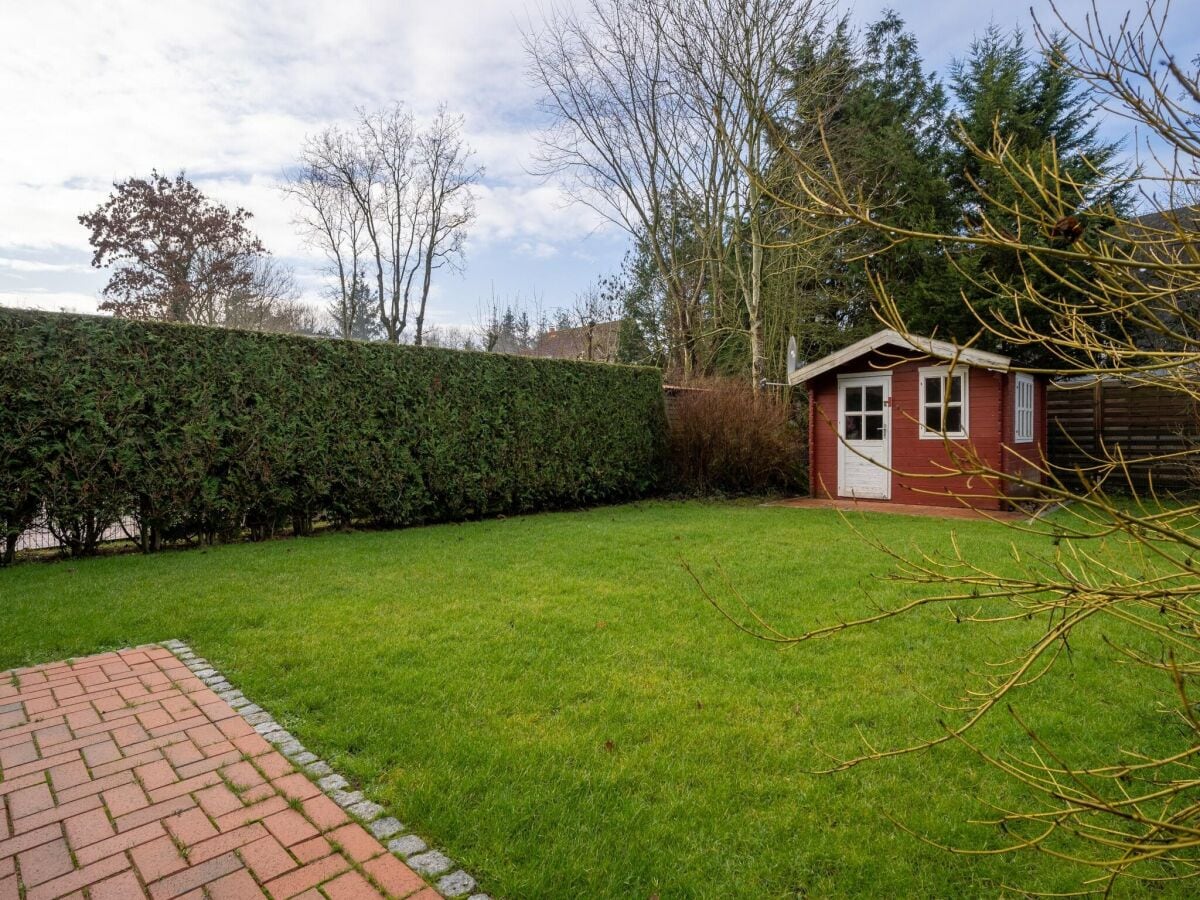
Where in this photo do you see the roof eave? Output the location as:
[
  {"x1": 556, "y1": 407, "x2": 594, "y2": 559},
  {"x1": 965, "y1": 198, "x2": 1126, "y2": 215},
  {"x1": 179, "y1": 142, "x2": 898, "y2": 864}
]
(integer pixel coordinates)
[{"x1": 788, "y1": 329, "x2": 1011, "y2": 385}]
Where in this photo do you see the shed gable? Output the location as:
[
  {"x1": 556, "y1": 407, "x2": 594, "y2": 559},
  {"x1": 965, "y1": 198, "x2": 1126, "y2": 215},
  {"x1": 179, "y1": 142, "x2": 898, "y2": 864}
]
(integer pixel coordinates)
[{"x1": 789, "y1": 329, "x2": 1010, "y2": 386}]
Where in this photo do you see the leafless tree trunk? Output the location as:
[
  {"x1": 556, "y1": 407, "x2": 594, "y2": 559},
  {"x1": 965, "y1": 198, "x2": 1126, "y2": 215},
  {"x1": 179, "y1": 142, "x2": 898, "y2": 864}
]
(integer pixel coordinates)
[
  {"x1": 526, "y1": 0, "x2": 715, "y2": 377},
  {"x1": 290, "y1": 104, "x2": 480, "y2": 344},
  {"x1": 676, "y1": 0, "x2": 821, "y2": 389},
  {"x1": 285, "y1": 161, "x2": 370, "y2": 339},
  {"x1": 527, "y1": 0, "x2": 829, "y2": 386},
  {"x1": 414, "y1": 107, "x2": 482, "y2": 346}
]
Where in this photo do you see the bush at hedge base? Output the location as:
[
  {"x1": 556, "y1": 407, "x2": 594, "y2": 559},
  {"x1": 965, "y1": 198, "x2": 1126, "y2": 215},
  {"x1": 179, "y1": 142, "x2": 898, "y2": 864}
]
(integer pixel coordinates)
[
  {"x1": 0, "y1": 309, "x2": 667, "y2": 561},
  {"x1": 666, "y1": 379, "x2": 806, "y2": 496}
]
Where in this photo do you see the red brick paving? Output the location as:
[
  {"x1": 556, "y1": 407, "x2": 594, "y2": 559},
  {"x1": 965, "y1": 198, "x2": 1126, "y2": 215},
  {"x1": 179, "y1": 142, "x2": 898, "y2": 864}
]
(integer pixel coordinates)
[{"x1": 0, "y1": 647, "x2": 432, "y2": 899}]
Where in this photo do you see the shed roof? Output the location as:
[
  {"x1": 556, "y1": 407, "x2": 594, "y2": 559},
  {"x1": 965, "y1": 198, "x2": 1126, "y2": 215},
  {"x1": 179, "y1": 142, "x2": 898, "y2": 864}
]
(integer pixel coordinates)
[{"x1": 788, "y1": 329, "x2": 1011, "y2": 385}]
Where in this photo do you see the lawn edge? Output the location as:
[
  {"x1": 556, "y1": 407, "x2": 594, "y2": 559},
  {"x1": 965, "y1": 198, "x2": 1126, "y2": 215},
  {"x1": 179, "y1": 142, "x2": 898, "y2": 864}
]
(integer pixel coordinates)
[{"x1": 159, "y1": 638, "x2": 490, "y2": 900}]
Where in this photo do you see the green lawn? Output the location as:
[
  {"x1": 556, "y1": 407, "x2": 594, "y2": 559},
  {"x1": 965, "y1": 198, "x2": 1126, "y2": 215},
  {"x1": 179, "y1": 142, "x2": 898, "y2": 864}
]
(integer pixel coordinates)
[{"x1": 0, "y1": 501, "x2": 1182, "y2": 898}]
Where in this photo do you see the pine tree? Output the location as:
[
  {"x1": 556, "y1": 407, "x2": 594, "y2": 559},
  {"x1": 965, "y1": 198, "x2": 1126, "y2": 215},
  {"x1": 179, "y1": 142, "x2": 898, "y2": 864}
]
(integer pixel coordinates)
[
  {"x1": 762, "y1": 17, "x2": 864, "y2": 367},
  {"x1": 766, "y1": 13, "x2": 957, "y2": 366},
  {"x1": 609, "y1": 246, "x2": 669, "y2": 367},
  {"x1": 835, "y1": 13, "x2": 960, "y2": 343},
  {"x1": 936, "y1": 26, "x2": 1132, "y2": 359}
]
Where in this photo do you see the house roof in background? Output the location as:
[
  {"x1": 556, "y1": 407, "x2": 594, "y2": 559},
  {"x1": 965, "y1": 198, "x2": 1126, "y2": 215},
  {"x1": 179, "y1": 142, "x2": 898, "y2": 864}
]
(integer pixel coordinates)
[
  {"x1": 788, "y1": 329, "x2": 1011, "y2": 385},
  {"x1": 1132, "y1": 205, "x2": 1200, "y2": 232},
  {"x1": 533, "y1": 320, "x2": 621, "y2": 361}
]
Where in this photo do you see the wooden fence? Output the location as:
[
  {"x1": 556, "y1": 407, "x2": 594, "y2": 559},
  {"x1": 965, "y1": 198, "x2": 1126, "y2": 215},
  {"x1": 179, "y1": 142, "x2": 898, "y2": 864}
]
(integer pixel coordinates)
[
  {"x1": 662, "y1": 383, "x2": 714, "y2": 421},
  {"x1": 1047, "y1": 378, "x2": 1199, "y2": 491}
]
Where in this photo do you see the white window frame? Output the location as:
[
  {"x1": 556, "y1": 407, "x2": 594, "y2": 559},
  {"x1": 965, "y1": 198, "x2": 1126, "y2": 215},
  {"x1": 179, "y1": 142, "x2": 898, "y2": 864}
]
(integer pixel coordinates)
[
  {"x1": 1014, "y1": 373, "x2": 1035, "y2": 443},
  {"x1": 919, "y1": 365, "x2": 969, "y2": 440}
]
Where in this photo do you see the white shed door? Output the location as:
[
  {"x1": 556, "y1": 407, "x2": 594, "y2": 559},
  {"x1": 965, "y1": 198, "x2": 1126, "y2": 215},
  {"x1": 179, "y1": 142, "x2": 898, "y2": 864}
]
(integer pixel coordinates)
[{"x1": 837, "y1": 374, "x2": 891, "y2": 500}]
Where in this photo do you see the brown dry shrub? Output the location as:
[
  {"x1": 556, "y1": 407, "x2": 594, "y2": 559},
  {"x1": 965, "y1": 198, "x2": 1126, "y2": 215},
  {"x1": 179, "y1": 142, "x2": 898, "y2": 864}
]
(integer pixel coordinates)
[{"x1": 666, "y1": 379, "x2": 806, "y2": 495}]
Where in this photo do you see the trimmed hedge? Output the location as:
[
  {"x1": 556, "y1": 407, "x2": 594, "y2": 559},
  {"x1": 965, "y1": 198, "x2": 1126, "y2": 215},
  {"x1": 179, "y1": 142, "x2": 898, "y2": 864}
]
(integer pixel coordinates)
[{"x1": 0, "y1": 309, "x2": 666, "y2": 561}]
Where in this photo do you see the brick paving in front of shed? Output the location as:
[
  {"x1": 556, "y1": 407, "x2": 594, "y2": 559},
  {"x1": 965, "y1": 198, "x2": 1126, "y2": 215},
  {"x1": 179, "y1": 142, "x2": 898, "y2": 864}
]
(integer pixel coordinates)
[{"x1": 0, "y1": 647, "x2": 438, "y2": 900}]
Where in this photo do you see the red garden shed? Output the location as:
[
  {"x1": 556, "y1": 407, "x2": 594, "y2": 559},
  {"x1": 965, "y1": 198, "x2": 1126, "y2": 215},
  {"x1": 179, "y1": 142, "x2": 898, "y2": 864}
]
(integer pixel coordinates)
[{"x1": 788, "y1": 329, "x2": 1047, "y2": 510}]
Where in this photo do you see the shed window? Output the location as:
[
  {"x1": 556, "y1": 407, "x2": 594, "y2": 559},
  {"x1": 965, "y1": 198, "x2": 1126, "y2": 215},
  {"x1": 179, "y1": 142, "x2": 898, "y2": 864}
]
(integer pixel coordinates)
[
  {"x1": 920, "y1": 367, "x2": 968, "y2": 439},
  {"x1": 843, "y1": 383, "x2": 885, "y2": 441},
  {"x1": 1014, "y1": 374, "x2": 1034, "y2": 442}
]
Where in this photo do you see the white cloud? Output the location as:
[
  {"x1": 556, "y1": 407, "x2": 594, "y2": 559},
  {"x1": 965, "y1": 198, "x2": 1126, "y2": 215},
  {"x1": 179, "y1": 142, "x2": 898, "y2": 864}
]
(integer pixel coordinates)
[
  {"x1": 0, "y1": 258, "x2": 90, "y2": 275},
  {"x1": 0, "y1": 291, "x2": 102, "y2": 315},
  {"x1": 473, "y1": 182, "x2": 608, "y2": 247},
  {"x1": 0, "y1": 0, "x2": 615, "y2": 321},
  {"x1": 0, "y1": 182, "x2": 108, "y2": 251},
  {"x1": 515, "y1": 241, "x2": 559, "y2": 260},
  {"x1": 9, "y1": 1, "x2": 1160, "y2": 323}
]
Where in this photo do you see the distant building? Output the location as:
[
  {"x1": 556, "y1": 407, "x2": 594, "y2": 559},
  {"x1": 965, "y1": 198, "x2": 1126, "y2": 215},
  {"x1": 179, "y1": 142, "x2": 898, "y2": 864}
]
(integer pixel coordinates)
[
  {"x1": 1132, "y1": 205, "x2": 1199, "y2": 233},
  {"x1": 533, "y1": 320, "x2": 622, "y2": 362},
  {"x1": 1129, "y1": 206, "x2": 1199, "y2": 350}
]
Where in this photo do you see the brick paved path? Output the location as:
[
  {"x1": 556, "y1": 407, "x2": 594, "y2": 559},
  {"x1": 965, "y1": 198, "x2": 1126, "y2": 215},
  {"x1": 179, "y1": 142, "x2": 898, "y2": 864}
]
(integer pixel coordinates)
[{"x1": 0, "y1": 647, "x2": 438, "y2": 899}]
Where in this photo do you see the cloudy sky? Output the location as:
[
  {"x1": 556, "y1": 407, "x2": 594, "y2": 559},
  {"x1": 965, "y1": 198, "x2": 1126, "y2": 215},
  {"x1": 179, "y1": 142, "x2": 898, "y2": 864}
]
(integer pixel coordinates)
[{"x1": 1, "y1": 1, "x2": 1196, "y2": 332}]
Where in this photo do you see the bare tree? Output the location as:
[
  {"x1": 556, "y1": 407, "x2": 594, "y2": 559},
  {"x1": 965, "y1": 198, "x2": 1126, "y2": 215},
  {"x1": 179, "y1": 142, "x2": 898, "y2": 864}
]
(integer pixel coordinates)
[
  {"x1": 285, "y1": 159, "x2": 371, "y2": 339},
  {"x1": 413, "y1": 107, "x2": 482, "y2": 345},
  {"x1": 526, "y1": 0, "x2": 714, "y2": 375},
  {"x1": 224, "y1": 257, "x2": 319, "y2": 335},
  {"x1": 290, "y1": 103, "x2": 481, "y2": 344},
  {"x1": 666, "y1": 0, "x2": 830, "y2": 389},
  {"x1": 526, "y1": 0, "x2": 831, "y2": 384}
]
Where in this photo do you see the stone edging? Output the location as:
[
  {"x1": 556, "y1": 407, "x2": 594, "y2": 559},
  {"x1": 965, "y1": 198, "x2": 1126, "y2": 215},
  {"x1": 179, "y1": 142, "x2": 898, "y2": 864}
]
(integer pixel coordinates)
[{"x1": 161, "y1": 639, "x2": 488, "y2": 900}]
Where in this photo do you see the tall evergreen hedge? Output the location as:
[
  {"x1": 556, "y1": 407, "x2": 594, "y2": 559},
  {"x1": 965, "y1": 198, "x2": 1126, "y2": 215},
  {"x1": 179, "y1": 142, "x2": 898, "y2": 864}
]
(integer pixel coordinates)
[{"x1": 0, "y1": 309, "x2": 666, "y2": 562}]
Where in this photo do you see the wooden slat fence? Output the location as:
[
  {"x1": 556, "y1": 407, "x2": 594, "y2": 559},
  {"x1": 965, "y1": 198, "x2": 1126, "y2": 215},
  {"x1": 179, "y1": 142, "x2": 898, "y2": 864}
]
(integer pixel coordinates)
[
  {"x1": 662, "y1": 384, "x2": 713, "y2": 422},
  {"x1": 1047, "y1": 378, "x2": 1200, "y2": 491}
]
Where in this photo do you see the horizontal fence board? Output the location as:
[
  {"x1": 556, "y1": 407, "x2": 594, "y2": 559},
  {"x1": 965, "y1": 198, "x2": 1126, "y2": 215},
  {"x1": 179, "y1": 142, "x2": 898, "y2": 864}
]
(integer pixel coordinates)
[{"x1": 1047, "y1": 380, "x2": 1200, "y2": 491}]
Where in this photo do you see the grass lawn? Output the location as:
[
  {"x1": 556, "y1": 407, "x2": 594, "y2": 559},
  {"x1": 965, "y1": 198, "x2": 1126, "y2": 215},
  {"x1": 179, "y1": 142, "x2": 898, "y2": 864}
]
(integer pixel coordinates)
[{"x1": 0, "y1": 500, "x2": 1184, "y2": 897}]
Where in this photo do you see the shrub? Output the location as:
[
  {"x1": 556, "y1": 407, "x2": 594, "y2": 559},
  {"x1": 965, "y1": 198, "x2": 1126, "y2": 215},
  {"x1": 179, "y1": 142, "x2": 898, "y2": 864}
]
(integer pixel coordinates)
[
  {"x1": 0, "y1": 309, "x2": 667, "y2": 560},
  {"x1": 666, "y1": 379, "x2": 806, "y2": 495}
]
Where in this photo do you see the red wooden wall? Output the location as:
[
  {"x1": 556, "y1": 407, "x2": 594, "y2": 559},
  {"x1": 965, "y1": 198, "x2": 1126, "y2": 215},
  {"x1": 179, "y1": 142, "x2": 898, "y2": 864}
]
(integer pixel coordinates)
[{"x1": 808, "y1": 351, "x2": 1047, "y2": 509}]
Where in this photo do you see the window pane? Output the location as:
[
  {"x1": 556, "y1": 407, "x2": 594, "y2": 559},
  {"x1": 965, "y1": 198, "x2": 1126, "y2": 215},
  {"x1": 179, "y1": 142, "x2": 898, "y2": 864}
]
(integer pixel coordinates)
[
  {"x1": 1015, "y1": 377, "x2": 1033, "y2": 441},
  {"x1": 945, "y1": 406, "x2": 962, "y2": 433},
  {"x1": 924, "y1": 405, "x2": 942, "y2": 432},
  {"x1": 924, "y1": 376, "x2": 941, "y2": 404},
  {"x1": 845, "y1": 387, "x2": 862, "y2": 412},
  {"x1": 864, "y1": 385, "x2": 883, "y2": 411},
  {"x1": 948, "y1": 375, "x2": 962, "y2": 403},
  {"x1": 845, "y1": 415, "x2": 863, "y2": 440},
  {"x1": 865, "y1": 414, "x2": 884, "y2": 440}
]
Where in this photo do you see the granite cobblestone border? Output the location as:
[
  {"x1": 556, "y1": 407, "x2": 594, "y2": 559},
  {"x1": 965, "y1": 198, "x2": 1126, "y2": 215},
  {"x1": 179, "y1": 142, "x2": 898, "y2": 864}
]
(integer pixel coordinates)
[{"x1": 161, "y1": 639, "x2": 489, "y2": 900}]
